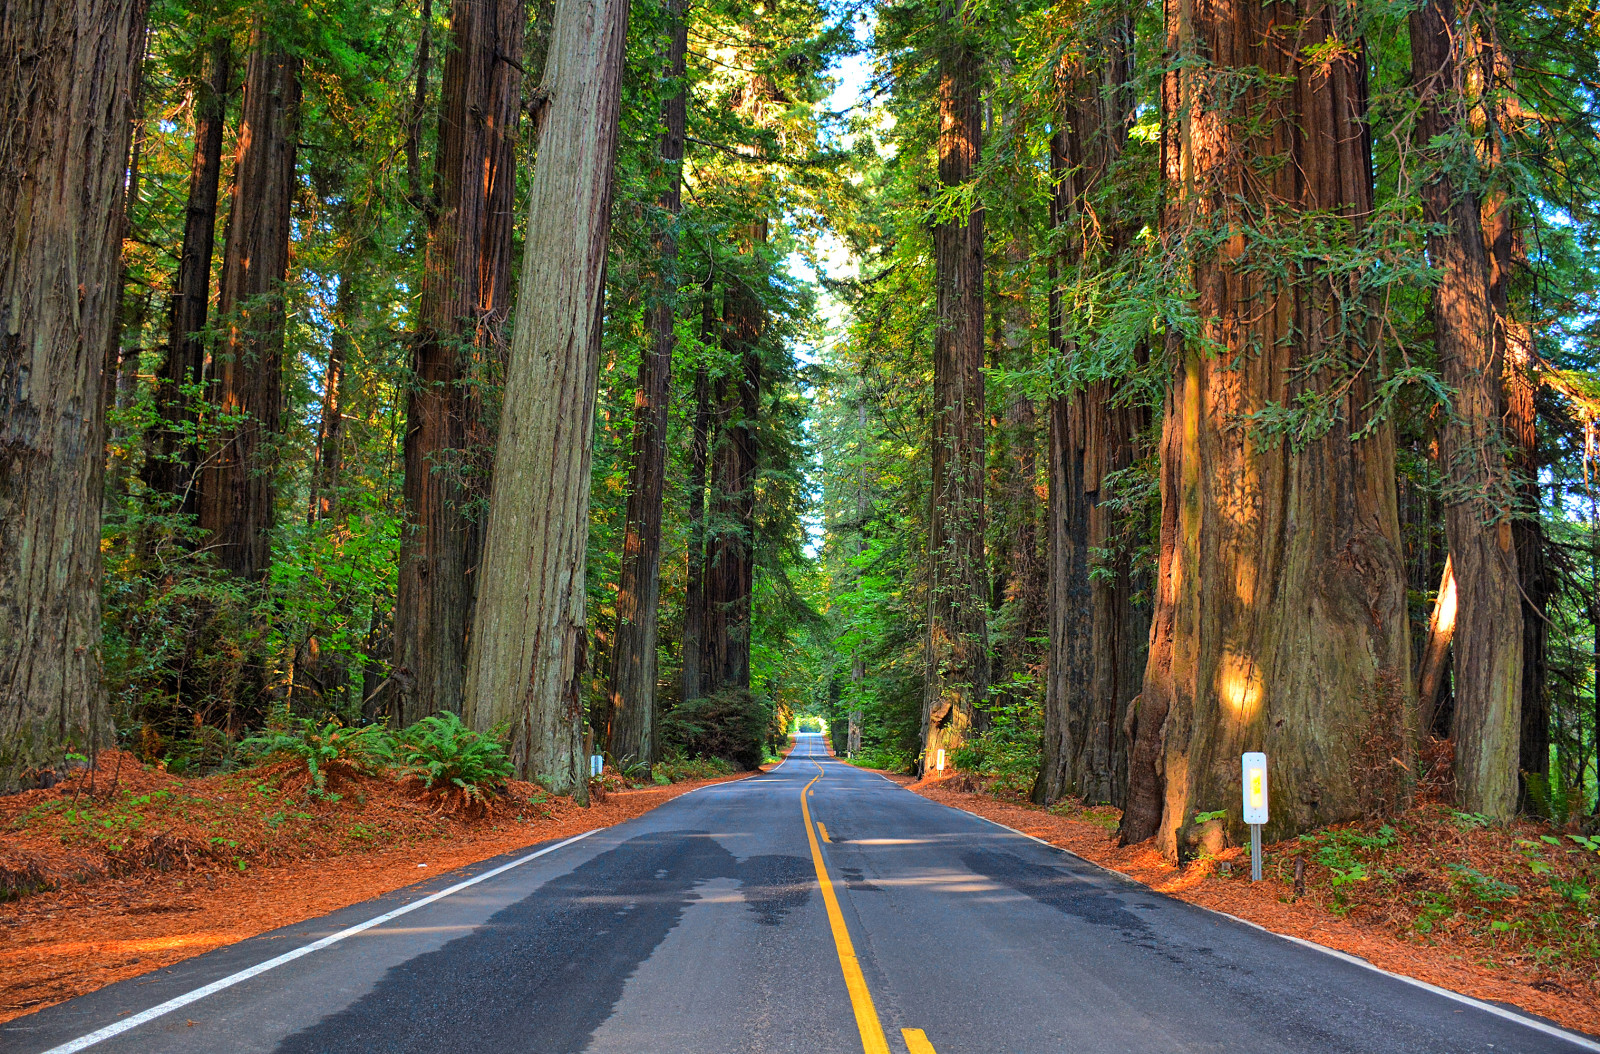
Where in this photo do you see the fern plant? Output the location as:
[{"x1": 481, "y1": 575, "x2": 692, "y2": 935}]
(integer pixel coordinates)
[
  {"x1": 238, "y1": 713, "x2": 394, "y2": 799},
  {"x1": 393, "y1": 713, "x2": 514, "y2": 804}
]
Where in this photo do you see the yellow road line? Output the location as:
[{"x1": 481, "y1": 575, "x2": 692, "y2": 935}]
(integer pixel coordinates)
[
  {"x1": 902, "y1": 1028, "x2": 938, "y2": 1053},
  {"x1": 802, "y1": 764, "x2": 889, "y2": 1054},
  {"x1": 818, "y1": 822, "x2": 831, "y2": 843}
]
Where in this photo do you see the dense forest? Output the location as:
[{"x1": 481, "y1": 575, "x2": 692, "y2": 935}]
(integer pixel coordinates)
[{"x1": 4, "y1": 0, "x2": 1599, "y2": 860}]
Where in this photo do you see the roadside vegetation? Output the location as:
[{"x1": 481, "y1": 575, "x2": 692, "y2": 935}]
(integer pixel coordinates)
[{"x1": 1, "y1": 713, "x2": 765, "y2": 905}]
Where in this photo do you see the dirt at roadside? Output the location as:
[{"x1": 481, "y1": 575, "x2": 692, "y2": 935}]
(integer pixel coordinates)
[
  {"x1": 899, "y1": 773, "x2": 1600, "y2": 1039},
  {"x1": 0, "y1": 752, "x2": 757, "y2": 1024}
]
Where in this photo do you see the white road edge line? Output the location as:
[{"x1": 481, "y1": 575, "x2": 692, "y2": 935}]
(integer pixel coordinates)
[
  {"x1": 39, "y1": 828, "x2": 600, "y2": 1054},
  {"x1": 965, "y1": 811, "x2": 1600, "y2": 1052}
]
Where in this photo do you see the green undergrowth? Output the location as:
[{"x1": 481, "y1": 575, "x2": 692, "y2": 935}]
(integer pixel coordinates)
[
  {"x1": 847, "y1": 745, "x2": 915, "y2": 772},
  {"x1": 1248, "y1": 806, "x2": 1600, "y2": 983}
]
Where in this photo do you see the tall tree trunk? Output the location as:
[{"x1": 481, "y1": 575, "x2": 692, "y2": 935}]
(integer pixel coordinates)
[
  {"x1": 1036, "y1": 18, "x2": 1145, "y2": 807},
  {"x1": 1120, "y1": 0, "x2": 1412, "y2": 857},
  {"x1": 922, "y1": 15, "x2": 988, "y2": 772},
  {"x1": 463, "y1": 0, "x2": 630, "y2": 796},
  {"x1": 198, "y1": 32, "x2": 301, "y2": 582},
  {"x1": 681, "y1": 285, "x2": 716, "y2": 703},
  {"x1": 146, "y1": 35, "x2": 230, "y2": 512},
  {"x1": 703, "y1": 233, "x2": 765, "y2": 697},
  {"x1": 391, "y1": 0, "x2": 525, "y2": 725},
  {"x1": 1, "y1": 0, "x2": 147, "y2": 789},
  {"x1": 1410, "y1": 0, "x2": 1522, "y2": 818},
  {"x1": 308, "y1": 270, "x2": 352, "y2": 522},
  {"x1": 604, "y1": 0, "x2": 688, "y2": 765},
  {"x1": 1476, "y1": 30, "x2": 1548, "y2": 806}
]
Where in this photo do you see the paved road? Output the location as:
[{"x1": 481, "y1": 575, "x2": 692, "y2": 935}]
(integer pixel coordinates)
[{"x1": 4, "y1": 733, "x2": 1595, "y2": 1054}]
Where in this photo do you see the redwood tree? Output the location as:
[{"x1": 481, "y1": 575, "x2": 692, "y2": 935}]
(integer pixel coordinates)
[
  {"x1": 1, "y1": 0, "x2": 147, "y2": 788},
  {"x1": 1036, "y1": 18, "x2": 1147, "y2": 809},
  {"x1": 702, "y1": 238, "x2": 766, "y2": 697},
  {"x1": 391, "y1": 0, "x2": 525, "y2": 725},
  {"x1": 922, "y1": 10, "x2": 989, "y2": 772},
  {"x1": 604, "y1": 0, "x2": 689, "y2": 764},
  {"x1": 197, "y1": 31, "x2": 301, "y2": 581},
  {"x1": 1410, "y1": 0, "x2": 1523, "y2": 818},
  {"x1": 463, "y1": 0, "x2": 631, "y2": 795},
  {"x1": 1119, "y1": 0, "x2": 1413, "y2": 857},
  {"x1": 145, "y1": 33, "x2": 229, "y2": 509}
]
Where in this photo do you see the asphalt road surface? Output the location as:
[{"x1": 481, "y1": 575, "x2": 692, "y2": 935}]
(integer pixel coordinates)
[{"x1": 5, "y1": 733, "x2": 1596, "y2": 1054}]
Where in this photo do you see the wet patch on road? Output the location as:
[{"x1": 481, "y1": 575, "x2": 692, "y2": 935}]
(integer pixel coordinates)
[
  {"x1": 274, "y1": 832, "x2": 810, "y2": 1054},
  {"x1": 959, "y1": 847, "x2": 1152, "y2": 940}
]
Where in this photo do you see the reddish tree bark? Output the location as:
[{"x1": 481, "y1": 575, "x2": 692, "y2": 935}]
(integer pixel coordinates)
[
  {"x1": 145, "y1": 35, "x2": 229, "y2": 510},
  {"x1": 702, "y1": 234, "x2": 766, "y2": 697},
  {"x1": 604, "y1": 0, "x2": 688, "y2": 764},
  {"x1": 1410, "y1": 0, "x2": 1523, "y2": 818},
  {"x1": 392, "y1": 0, "x2": 525, "y2": 724},
  {"x1": 197, "y1": 32, "x2": 301, "y2": 581},
  {"x1": 922, "y1": 16, "x2": 988, "y2": 772},
  {"x1": 463, "y1": 0, "x2": 631, "y2": 795},
  {"x1": 1, "y1": 0, "x2": 148, "y2": 788},
  {"x1": 1120, "y1": 0, "x2": 1412, "y2": 856},
  {"x1": 1036, "y1": 21, "x2": 1147, "y2": 809},
  {"x1": 681, "y1": 285, "x2": 717, "y2": 703}
]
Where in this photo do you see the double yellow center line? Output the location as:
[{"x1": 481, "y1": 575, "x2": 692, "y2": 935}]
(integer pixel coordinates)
[{"x1": 800, "y1": 759, "x2": 938, "y2": 1054}]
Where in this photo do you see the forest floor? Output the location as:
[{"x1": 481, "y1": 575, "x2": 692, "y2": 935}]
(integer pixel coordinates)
[
  {"x1": 0, "y1": 750, "x2": 768, "y2": 1024},
  {"x1": 898, "y1": 771, "x2": 1600, "y2": 1037}
]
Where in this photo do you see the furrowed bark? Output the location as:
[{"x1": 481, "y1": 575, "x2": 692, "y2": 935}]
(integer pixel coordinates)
[
  {"x1": 605, "y1": 0, "x2": 688, "y2": 765},
  {"x1": 198, "y1": 31, "x2": 301, "y2": 582},
  {"x1": 392, "y1": 0, "x2": 525, "y2": 725},
  {"x1": 1037, "y1": 17, "x2": 1145, "y2": 808},
  {"x1": 1, "y1": 0, "x2": 148, "y2": 789},
  {"x1": 1409, "y1": 0, "x2": 1522, "y2": 819},
  {"x1": 1120, "y1": 0, "x2": 1412, "y2": 856},
  {"x1": 1476, "y1": 31, "x2": 1549, "y2": 805},
  {"x1": 145, "y1": 35, "x2": 230, "y2": 512},
  {"x1": 463, "y1": 0, "x2": 630, "y2": 797},
  {"x1": 308, "y1": 268, "x2": 352, "y2": 523},
  {"x1": 922, "y1": 15, "x2": 988, "y2": 772},
  {"x1": 680, "y1": 285, "x2": 717, "y2": 704},
  {"x1": 702, "y1": 234, "x2": 765, "y2": 697}
]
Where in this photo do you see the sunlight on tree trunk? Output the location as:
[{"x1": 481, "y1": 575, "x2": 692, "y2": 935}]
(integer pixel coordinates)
[
  {"x1": 1410, "y1": 0, "x2": 1523, "y2": 819},
  {"x1": 464, "y1": 0, "x2": 630, "y2": 796},
  {"x1": 1120, "y1": 0, "x2": 1413, "y2": 858}
]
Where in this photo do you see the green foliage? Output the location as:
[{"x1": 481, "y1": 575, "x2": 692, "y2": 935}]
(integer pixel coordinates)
[
  {"x1": 796, "y1": 716, "x2": 824, "y2": 733},
  {"x1": 652, "y1": 754, "x2": 738, "y2": 783},
  {"x1": 661, "y1": 690, "x2": 772, "y2": 772},
  {"x1": 1295, "y1": 825, "x2": 1398, "y2": 908},
  {"x1": 849, "y1": 745, "x2": 915, "y2": 773},
  {"x1": 392, "y1": 713, "x2": 514, "y2": 804},
  {"x1": 238, "y1": 712, "x2": 393, "y2": 800}
]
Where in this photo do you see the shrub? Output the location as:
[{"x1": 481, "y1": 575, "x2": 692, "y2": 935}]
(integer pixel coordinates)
[
  {"x1": 653, "y1": 754, "x2": 737, "y2": 782},
  {"x1": 851, "y1": 745, "x2": 915, "y2": 772},
  {"x1": 393, "y1": 713, "x2": 514, "y2": 805},
  {"x1": 660, "y1": 689, "x2": 770, "y2": 771},
  {"x1": 238, "y1": 712, "x2": 393, "y2": 799}
]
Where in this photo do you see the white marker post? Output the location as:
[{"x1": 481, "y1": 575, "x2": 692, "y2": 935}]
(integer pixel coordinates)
[
  {"x1": 1242, "y1": 752, "x2": 1268, "y2": 881},
  {"x1": 935, "y1": 748, "x2": 946, "y2": 774},
  {"x1": 590, "y1": 754, "x2": 604, "y2": 778}
]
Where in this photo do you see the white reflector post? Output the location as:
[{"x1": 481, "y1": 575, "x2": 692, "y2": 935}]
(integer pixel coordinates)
[
  {"x1": 1242, "y1": 752, "x2": 1268, "y2": 881},
  {"x1": 935, "y1": 748, "x2": 946, "y2": 773},
  {"x1": 590, "y1": 754, "x2": 604, "y2": 778},
  {"x1": 1242, "y1": 752, "x2": 1268, "y2": 823}
]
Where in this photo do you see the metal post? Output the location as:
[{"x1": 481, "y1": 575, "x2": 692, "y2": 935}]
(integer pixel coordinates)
[{"x1": 1250, "y1": 823, "x2": 1262, "y2": 882}]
